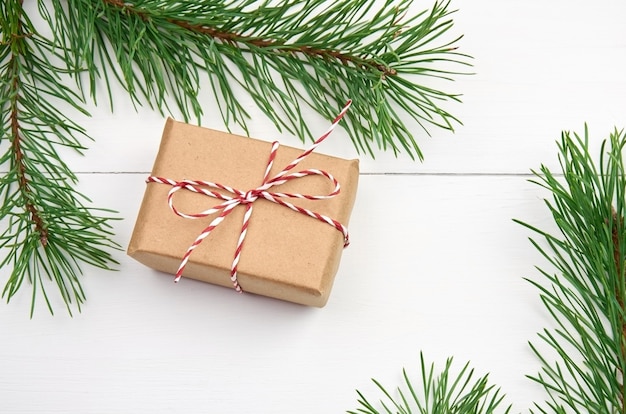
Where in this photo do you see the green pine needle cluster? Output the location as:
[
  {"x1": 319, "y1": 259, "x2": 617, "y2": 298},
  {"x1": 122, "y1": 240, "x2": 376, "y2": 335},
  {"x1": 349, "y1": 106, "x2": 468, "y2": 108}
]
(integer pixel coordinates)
[
  {"x1": 0, "y1": 0, "x2": 469, "y2": 315},
  {"x1": 52, "y1": 0, "x2": 470, "y2": 160},
  {"x1": 349, "y1": 353, "x2": 511, "y2": 414},
  {"x1": 352, "y1": 128, "x2": 626, "y2": 413},
  {"x1": 517, "y1": 127, "x2": 626, "y2": 413},
  {"x1": 0, "y1": 1, "x2": 119, "y2": 316}
]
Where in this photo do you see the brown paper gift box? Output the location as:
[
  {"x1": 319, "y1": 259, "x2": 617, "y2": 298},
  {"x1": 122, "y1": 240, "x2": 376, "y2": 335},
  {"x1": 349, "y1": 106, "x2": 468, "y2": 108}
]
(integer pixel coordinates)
[{"x1": 127, "y1": 118, "x2": 359, "y2": 307}]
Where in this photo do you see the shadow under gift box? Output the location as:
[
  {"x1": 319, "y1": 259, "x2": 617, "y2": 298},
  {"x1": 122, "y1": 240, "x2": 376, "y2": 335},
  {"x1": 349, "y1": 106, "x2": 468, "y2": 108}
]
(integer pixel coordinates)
[{"x1": 127, "y1": 118, "x2": 359, "y2": 307}]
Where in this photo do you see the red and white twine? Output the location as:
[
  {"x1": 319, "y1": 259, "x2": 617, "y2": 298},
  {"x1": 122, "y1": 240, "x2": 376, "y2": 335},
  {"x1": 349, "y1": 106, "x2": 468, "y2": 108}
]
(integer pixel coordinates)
[{"x1": 147, "y1": 100, "x2": 352, "y2": 292}]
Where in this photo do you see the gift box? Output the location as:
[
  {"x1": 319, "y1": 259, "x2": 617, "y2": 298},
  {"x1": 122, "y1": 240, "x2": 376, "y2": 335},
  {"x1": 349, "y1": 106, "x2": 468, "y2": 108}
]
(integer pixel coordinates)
[{"x1": 127, "y1": 115, "x2": 359, "y2": 307}]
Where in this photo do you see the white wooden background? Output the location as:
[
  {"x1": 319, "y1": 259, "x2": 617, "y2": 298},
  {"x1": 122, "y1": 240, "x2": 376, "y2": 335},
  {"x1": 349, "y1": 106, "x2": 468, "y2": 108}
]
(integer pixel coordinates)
[{"x1": 2, "y1": 1, "x2": 626, "y2": 413}]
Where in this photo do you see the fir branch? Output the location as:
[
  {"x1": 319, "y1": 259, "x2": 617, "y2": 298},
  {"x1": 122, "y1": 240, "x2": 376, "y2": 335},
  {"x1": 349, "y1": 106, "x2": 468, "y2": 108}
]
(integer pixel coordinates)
[
  {"x1": 348, "y1": 353, "x2": 512, "y2": 414},
  {"x1": 516, "y1": 127, "x2": 626, "y2": 413},
  {"x1": 51, "y1": 0, "x2": 471, "y2": 160},
  {"x1": 0, "y1": 0, "x2": 119, "y2": 316}
]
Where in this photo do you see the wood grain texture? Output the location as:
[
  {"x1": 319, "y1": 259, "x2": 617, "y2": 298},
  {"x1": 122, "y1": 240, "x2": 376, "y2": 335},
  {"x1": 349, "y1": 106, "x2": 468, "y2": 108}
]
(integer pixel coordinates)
[{"x1": 2, "y1": 1, "x2": 626, "y2": 413}]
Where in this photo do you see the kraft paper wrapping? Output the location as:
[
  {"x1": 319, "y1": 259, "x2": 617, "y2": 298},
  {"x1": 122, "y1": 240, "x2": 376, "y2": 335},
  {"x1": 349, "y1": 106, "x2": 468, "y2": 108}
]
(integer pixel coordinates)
[{"x1": 128, "y1": 118, "x2": 359, "y2": 307}]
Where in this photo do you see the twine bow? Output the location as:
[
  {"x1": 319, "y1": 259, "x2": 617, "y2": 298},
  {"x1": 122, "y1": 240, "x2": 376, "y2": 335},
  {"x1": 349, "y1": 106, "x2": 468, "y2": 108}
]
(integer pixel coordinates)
[{"x1": 147, "y1": 100, "x2": 352, "y2": 292}]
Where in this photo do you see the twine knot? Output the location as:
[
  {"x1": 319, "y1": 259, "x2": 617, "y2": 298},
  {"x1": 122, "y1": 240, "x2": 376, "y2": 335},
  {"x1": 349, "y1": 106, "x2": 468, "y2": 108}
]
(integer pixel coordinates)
[{"x1": 240, "y1": 189, "x2": 260, "y2": 204}]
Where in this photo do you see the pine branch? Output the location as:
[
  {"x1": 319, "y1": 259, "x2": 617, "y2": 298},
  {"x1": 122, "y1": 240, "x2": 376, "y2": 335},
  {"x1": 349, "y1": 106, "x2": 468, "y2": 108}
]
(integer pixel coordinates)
[
  {"x1": 52, "y1": 0, "x2": 471, "y2": 160},
  {"x1": 0, "y1": 0, "x2": 119, "y2": 316},
  {"x1": 2, "y1": 1, "x2": 469, "y2": 314},
  {"x1": 516, "y1": 127, "x2": 626, "y2": 413},
  {"x1": 348, "y1": 353, "x2": 512, "y2": 414}
]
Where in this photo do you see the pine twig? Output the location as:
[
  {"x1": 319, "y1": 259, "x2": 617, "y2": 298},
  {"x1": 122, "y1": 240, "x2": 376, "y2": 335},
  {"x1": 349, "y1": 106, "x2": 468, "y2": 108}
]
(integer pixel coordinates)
[
  {"x1": 348, "y1": 353, "x2": 512, "y2": 414},
  {"x1": 516, "y1": 127, "x2": 626, "y2": 413},
  {"x1": 0, "y1": 0, "x2": 119, "y2": 316},
  {"x1": 52, "y1": 0, "x2": 471, "y2": 160}
]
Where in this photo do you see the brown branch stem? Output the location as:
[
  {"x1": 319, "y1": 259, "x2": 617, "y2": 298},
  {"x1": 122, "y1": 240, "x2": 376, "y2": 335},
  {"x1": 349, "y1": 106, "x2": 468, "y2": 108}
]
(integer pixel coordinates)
[
  {"x1": 610, "y1": 206, "x2": 626, "y2": 412},
  {"x1": 100, "y1": 0, "x2": 397, "y2": 76},
  {"x1": 7, "y1": 4, "x2": 48, "y2": 247}
]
